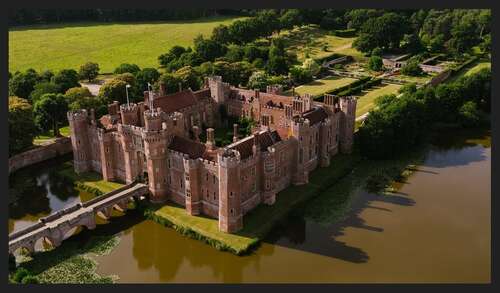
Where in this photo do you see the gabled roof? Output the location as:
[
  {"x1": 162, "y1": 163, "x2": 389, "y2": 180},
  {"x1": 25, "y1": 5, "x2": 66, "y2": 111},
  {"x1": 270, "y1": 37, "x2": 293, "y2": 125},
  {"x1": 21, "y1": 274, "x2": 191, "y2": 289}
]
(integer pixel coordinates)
[
  {"x1": 230, "y1": 130, "x2": 282, "y2": 160},
  {"x1": 153, "y1": 89, "x2": 198, "y2": 113},
  {"x1": 168, "y1": 135, "x2": 206, "y2": 159},
  {"x1": 303, "y1": 107, "x2": 329, "y2": 125}
]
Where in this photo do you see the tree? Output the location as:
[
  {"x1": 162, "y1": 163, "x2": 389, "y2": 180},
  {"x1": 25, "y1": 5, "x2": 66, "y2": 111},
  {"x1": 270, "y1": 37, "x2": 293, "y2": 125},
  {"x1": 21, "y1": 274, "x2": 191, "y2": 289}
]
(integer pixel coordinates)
[
  {"x1": 400, "y1": 34, "x2": 424, "y2": 54},
  {"x1": 175, "y1": 66, "x2": 202, "y2": 91},
  {"x1": 289, "y1": 65, "x2": 313, "y2": 85},
  {"x1": 52, "y1": 69, "x2": 80, "y2": 93},
  {"x1": 458, "y1": 101, "x2": 481, "y2": 127},
  {"x1": 33, "y1": 93, "x2": 68, "y2": 137},
  {"x1": 8, "y1": 69, "x2": 39, "y2": 100},
  {"x1": 302, "y1": 58, "x2": 320, "y2": 76},
  {"x1": 98, "y1": 78, "x2": 127, "y2": 104},
  {"x1": 115, "y1": 73, "x2": 136, "y2": 86},
  {"x1": 211, "y1": 24, "x2": 231, "y2": 44},
  {"x1": 353, "y1": 12, "x2": 409, "y2": 53},
  {"x1": 401, "y1": 60, "x2": 423, "y2": 76},
  {"x1": 79, "y1": 62, "x2": 100, "y2": 82},
  {"x1": 135, "y1": 68, "x2": 160, "y2": 93},
  {"x1": 194, "y1": 34, "x2": 226, "y2": 62},
  {"x1": 247, "y1": 71, "x2": 270, "y2": 91},
  {"x1": 9, "y1": 96, "x2": 38, "y2": 155},
  {"x1": 39, "y1": 70, "x2": 54, "y2": 82},
  {"x1": 158, "y1": 46, "x2": 187, "y2": 68},
  {"x1": 64, "y1": 87, "x2": 92, "y2": 104},
  {"x1": 30, "y1": 82, "x2": 61, "y2": 102},
  {"x1": 279, "y1": 9, "x2": 303, "y2": 30},
  {"x1": 368, "y1": 56, "x2": 384, "y2": 71},
  {"x1": 243, "y1": 43, "x2": 262, "y2": 62},
  {"x1": 225, "y1": 44, "x2": 244, "y2": 63},
  {"x1": 158, "y1": 73, "x2": 182, "y2": 94},
  {"x1": 69, "y1": 96, "x2": 107, "y2": 118},
  {"x1": 114, "y1": 63, "x2": 141, "y2": 75}
]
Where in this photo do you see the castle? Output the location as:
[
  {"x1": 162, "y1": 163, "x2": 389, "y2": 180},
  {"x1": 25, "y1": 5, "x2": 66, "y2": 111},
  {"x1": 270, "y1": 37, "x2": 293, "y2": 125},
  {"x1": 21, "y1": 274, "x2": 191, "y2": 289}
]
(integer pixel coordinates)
[{"x1": 67, "y1": 76, "x2": 356, "y2": 233}]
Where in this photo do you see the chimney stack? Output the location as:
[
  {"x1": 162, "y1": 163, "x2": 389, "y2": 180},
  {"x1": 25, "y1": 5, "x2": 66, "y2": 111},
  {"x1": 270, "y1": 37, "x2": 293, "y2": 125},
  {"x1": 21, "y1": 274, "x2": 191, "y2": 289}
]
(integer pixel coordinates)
[
  {"x1": 206, "y1": 128, "x2": 215, "y2": 150},
  {"x1": 233, "y1": 124, "x2": 239, "y2": 142}
]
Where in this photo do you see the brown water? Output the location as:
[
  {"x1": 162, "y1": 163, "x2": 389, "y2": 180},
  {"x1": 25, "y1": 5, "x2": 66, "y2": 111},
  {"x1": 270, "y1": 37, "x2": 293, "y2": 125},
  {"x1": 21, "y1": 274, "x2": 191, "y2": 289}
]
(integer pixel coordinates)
[{"x1": 9, "y1": 130, "x2": 491, "y2": 283}]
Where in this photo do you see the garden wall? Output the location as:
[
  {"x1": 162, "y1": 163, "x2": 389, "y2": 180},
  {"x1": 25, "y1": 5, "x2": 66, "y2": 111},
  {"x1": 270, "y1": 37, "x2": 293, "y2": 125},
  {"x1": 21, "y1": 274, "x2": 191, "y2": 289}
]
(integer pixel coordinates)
[{"x1": 9, "y1": 137, "x2": 72, "y2": 174}]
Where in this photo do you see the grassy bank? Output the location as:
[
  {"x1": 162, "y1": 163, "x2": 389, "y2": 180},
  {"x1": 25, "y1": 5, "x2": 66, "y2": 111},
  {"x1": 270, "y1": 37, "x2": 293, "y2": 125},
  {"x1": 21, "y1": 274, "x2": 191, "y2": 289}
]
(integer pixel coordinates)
[
  {"x1": 145, "y1": 153, "x2": 359, "y2": 255},
  {"x1": 286, "y1": 76, "x2": 358, "y2": 97},
  {"x1": 56, "y1": 162, "x2": 124, "y2": 196},
  {"x1": 10, "y1": 235, "x2": 120, "y2": 284},
  {"x1": 355, "y1": 83, "x2": 402, "y2": 118},
  {"x1": 33, "y1": 126, "x2": 71, "y2": 145},
  {"x1": 9, "y1": 16, "x2": 245, "y2": 72}
]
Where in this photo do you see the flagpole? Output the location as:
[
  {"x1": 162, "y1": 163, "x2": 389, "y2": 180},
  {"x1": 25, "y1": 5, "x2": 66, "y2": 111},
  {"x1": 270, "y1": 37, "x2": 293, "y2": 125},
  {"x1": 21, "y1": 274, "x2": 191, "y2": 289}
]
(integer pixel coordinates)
[{"x1": 125, "y1": 84, "x2": 131, "y2": 107}]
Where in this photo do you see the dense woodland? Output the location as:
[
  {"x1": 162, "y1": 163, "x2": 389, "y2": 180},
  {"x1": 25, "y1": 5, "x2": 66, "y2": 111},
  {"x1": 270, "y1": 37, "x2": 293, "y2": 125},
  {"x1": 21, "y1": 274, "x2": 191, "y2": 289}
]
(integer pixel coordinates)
[{"x1": 8, "y1": 9, "x2": 491, "y2": 159}]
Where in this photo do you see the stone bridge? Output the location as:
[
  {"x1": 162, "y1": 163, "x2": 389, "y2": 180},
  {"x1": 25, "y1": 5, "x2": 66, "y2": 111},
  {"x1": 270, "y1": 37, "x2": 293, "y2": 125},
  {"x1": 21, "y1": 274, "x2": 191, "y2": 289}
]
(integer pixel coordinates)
[{"x1": 8, "y1": 182, "x2": 148, "y2": 254}]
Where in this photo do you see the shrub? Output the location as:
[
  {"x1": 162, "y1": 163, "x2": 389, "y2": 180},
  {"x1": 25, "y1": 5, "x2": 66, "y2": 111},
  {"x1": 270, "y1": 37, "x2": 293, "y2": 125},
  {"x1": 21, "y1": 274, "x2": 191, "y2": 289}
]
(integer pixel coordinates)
[
  {"x1": 333, "y1": 28, "x2": 356, "y2": 37},
  {"x1": 21, "y1": 275, "x2": 39, "y2": 284},
  {"x1": 401, "y1": 60, "x2": 423, "y2": 76},
  {"x1": 114, "y1": 63, "x2": 141, "y2": 75},
  {"x1": 458, "y1": 101, "x2": 481, "y2": 127},
  {"x1": 13, "y1": 268, "x2": 30, "y2": 283},
  {"x1": 368, "y1": 56, "x2": 384, "y2": 71}
]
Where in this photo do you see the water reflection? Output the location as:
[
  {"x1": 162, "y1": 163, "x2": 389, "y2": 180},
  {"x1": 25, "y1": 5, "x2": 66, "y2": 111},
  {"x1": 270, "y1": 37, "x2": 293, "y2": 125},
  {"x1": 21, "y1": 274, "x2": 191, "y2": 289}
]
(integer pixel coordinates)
[{"x1": 8, "y1": 154, "x2": 83, "y2": 234}]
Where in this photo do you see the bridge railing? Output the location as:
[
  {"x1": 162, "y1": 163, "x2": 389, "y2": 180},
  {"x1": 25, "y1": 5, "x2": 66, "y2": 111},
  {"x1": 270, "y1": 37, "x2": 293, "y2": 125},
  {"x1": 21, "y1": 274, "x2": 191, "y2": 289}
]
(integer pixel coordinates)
[
  {"x1": 82, "y1": 181, "x2": 141, "y2": 208},
  {"x1": 9, "y1": 222, "x2": 45, "y2": 241}
]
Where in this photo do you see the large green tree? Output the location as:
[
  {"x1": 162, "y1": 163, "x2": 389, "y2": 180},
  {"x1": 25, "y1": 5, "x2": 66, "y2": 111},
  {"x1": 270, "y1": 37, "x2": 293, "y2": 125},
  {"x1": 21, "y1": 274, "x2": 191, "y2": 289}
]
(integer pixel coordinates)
[
  {"x1": 9, "y1": 96, "x2": 38, "y2": 155},
  {"x1": 8, "y1": 69, "x2": 39, "y2": 100},
  {"x1": 33, "y1": 93, "x2": 68, "y2": 137},
  {"x1": 79, "y1": 62, "x2": 100, "y2": 82},
  {"x1": 52, "y1": 69, "x2": 80, "y2": 93}
]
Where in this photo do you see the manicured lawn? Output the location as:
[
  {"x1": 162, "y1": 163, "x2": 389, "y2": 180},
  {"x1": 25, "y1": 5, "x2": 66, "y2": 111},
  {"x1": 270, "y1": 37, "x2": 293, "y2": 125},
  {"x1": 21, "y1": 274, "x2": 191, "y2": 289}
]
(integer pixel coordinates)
[
  {"x1": 34, "y1": 126, "x2": 71, "y2": 145},
  {"x1": 151, "y1": 153, "x2": 357, "y2": 254},
  {"x1": 464, "y1": 61, "x2": 491, "y2": 76},
  {"x1": 286, "y1": 76, "x2": 358, "y2": 98},
  {"x1": 57, "y1": 162, "x2": 124, "y2": 195},
  {"x1": 277, "y1": 24, "x2": 359, "y2": 62},
  {"x1": 355, "y1": 83, "x2": 402, "y2": 118},
  {"x1": 9, "y1": 16, "x2": 245, "y2": 73}
]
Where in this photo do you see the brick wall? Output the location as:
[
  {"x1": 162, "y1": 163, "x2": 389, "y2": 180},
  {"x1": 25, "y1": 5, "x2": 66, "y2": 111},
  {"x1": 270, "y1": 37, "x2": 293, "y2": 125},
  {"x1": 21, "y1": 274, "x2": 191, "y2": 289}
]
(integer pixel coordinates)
[{"x1": 9, "y1": 137, "x2": 72, "y2": 174}]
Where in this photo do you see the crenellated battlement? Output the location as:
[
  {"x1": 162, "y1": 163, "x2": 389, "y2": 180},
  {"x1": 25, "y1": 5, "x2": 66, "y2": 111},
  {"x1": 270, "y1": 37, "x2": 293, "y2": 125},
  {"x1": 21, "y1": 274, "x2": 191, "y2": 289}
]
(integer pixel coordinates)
[{"x1": 67, "y1": 109, "x2": 89, "y2": 122}]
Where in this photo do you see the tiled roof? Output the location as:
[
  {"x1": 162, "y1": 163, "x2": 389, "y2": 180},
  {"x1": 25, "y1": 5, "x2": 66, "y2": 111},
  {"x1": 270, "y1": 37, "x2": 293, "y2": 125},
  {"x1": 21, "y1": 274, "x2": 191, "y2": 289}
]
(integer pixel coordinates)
[
  {"x1": 303, "y1": 107, "x2": 328, "y2": 125},
  {"x1": 230, "y1": 130, "x2": 282, "y2": 159},
  {"x1": 168, "y1": 136, "x2": 206, "y2": 159},
  {"x1": 153, "y1": 89, "x2": 198, "y2": 113}
]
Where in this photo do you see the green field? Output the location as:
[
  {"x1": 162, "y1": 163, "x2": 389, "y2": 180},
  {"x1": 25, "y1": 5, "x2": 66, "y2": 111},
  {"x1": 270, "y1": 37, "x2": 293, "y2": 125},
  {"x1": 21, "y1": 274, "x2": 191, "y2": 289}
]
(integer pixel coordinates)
[
  {"x1": 355, "y1": 83, "x2": 402, "y2": 118},
  {"x1": 287, "y1": 76, "x2": 358, "y2": 97},
  {"x1": 278, "y1": 25, "x2": 358, "y2": 62},
  {"x1": 9, "y1": 16, "x2": 244, "y2": 73},
  {"x1": 465, "y1": 62, "x2": 491, "y2": 76}
]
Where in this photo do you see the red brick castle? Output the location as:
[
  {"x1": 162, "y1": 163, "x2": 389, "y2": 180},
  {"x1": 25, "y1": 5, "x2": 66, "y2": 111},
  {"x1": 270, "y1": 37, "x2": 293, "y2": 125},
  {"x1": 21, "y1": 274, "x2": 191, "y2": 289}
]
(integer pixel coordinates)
[{"x1": 67, "y1": 76, "x2": 356, "y2": 233}]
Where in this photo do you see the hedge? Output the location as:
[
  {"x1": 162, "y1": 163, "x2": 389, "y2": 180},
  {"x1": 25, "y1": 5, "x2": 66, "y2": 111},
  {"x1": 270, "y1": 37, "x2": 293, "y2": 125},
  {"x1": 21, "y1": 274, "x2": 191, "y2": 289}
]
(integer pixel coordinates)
[
  {"x1": 333, "y1": 28, "x2": 357, "y2": 37},
  {"x1": 337, "y1": 78, "x2": 382, "y2": 96},
  {"x1": 323, "y1": 76, "x2": 372, "y2": 97}
]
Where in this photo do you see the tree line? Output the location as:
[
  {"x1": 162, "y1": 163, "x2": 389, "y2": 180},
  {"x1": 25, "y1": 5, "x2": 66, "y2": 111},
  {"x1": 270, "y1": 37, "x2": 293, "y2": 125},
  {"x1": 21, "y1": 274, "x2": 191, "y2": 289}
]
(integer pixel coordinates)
[
  {"x1": 357, "y1": 68, "x2": 491, "y2": 159},
  {"x1": 9, "y1": 9, "x2": 240, "y2": 26}
]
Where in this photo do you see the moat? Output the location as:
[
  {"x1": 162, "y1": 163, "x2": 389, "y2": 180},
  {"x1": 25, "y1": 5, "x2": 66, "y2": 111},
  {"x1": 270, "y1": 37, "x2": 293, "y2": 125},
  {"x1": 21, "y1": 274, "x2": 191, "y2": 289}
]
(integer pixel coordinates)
[{"x1": 9, "y1": 129, "x2": 491, "y2": 283}]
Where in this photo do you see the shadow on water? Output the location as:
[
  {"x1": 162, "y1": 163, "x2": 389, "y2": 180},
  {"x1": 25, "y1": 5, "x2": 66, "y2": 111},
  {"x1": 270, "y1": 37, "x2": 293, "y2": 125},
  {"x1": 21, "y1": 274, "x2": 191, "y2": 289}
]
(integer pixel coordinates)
[
  {"x1": 264, "y1": 127, "x2": 490, "y2": 264},
  {"x1": 266, "y1": 190, "x2": 415, "y2": 264}
]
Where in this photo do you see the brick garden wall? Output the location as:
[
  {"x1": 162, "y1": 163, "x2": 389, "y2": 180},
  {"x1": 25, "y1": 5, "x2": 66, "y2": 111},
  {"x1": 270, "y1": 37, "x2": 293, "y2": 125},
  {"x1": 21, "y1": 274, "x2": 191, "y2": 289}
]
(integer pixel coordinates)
[{"x1": 9, "y1": 137, "x2": 72, "y2": 174}]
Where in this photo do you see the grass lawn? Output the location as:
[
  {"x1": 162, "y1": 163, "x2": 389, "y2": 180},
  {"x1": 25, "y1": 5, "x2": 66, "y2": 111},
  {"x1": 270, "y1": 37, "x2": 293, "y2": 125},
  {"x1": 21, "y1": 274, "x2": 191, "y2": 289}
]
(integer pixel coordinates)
[
  {"x1": 355, "y1": 83, "x2": 402, "y2": 118},
  {"x1": 9, "y1": 16, "x2": 245, "y2": 73},
  {"x1": 464, "y1": 61, "x2": 491, "y2": 76},
  {"x1": 57, "y1": 162, "x2": 124, "y2": 195},
  {"x1": 34, "y1": 126, "x2": 71, "y2": 145},
  {"x1": 150, "y1": 153, "x2": 358, "y2": 254},
  {"x1": 285, "y1": 76, "x2": 358, "y2": 98},
  {"x1": 277, "y1": 25, "x2": 358, "y2": 62}
]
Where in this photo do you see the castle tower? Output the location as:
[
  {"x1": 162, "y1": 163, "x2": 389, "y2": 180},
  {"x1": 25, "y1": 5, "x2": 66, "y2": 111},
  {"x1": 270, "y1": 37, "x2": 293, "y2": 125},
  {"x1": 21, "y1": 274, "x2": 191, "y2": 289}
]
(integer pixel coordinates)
[
  {"x1": 67, "y1": 109, "x2": 91, "y2": 174},
  {"x1": 319, "y1": 117, "x2": 332, "y2": 167},
  {"x1": 183, "y1": 158, "x2": 201, "y2": 215},
  {"x1": 120, "y1": 103, "x2": 139, "y2": 126},
  {"x1": 339, "y1": 96, "x2": 357, "y2": 154},
  {"x1": 143, "y1": 109, "x2": 169, "y2": 202},
  {"x1": 97, "y1": 129, "x2": 116, "y2": 181},
  {"x1": 290, "y1": 117, "x2": 311, "y2": 185},
  {"x1": 217, "y1": 149, "x2": 243, "y2": 233},
  {"x1": 262, "y1": 147, "x2": 277, "y2": 205},
  {"x1": 118, "y1": 124, "x2": 139, "y2": 184},
  {"x1": 208, "y1": 76, "x2": 229, "y2": 104},
  {"x1": 303, "y1": 93, "x2": 313, "y2": 112}
]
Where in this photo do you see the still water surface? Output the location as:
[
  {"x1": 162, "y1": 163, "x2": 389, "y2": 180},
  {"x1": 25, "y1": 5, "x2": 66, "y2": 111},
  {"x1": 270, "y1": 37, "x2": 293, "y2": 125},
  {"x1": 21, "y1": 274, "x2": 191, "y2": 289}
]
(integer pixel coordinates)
[{"x1": 9, "y1": 131, "x2": 491, "y2": 282}]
